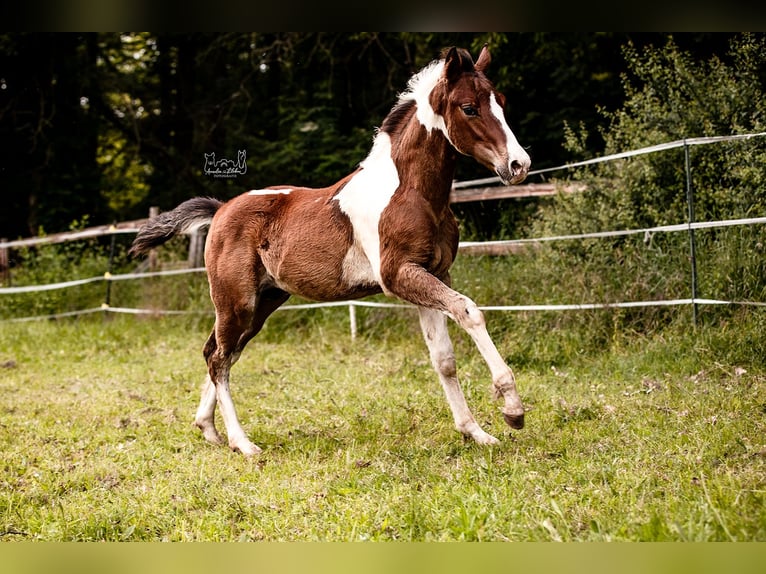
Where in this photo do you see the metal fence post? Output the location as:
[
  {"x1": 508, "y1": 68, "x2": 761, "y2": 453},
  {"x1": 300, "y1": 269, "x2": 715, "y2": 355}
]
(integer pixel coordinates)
[{"x1": 684, "y1": 142, "x2": 699, "y2": 325}]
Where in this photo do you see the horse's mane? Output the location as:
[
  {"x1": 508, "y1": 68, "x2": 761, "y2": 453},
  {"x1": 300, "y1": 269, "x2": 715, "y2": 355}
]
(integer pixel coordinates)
[
  {"x1": 379, "y1": 99, "x2": 416, "y2": 135},
  {"x1": 378, "y1": 48, "x2": 476, "y2": 137},
  {"x1": 378, "y1": 57, "x2": 445, "y2": 136}
]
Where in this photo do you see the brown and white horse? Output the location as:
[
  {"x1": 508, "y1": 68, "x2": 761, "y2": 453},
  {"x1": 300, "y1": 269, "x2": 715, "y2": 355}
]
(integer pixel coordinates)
[{"x1": 130, "y1": 45, "x2": 531, "y2": 455}]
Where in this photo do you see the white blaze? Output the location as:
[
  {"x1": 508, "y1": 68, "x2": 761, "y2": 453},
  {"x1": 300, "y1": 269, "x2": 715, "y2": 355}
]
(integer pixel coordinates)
[{"x1": 489, "y1": 92, "x2": 530, "y2": 168}]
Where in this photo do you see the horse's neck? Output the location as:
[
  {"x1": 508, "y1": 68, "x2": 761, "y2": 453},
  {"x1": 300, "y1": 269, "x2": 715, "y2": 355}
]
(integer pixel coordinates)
[{"x1": 389, "y1": 119, "x2": 456, "y2": 209}]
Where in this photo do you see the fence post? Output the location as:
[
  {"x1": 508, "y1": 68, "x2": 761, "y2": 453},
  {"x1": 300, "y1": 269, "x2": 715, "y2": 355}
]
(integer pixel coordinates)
[
  {"x1": 188, "y1": 229, "x2": 205, "y2": 268},
  {"x1": 684, "y1": 142, "x2": 699, "y2": 325},
  {"x1": 349, "y1": 302, "x2": 357, "y2": 341},
  {"x1": 0, "y1": 239, "x2": 8, "y2": 286},
  {"x1": 104, "y1": 225, "x2": 117, "y2": 309},
  {"x1": 148, "y1": 206, "x2": 159, "y2": 271}
]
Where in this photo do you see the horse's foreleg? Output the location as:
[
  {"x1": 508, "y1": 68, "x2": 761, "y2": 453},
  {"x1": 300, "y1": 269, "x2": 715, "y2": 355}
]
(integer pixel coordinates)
[
  {"x1": 388, "y1": 263, "x2": 525, "y2": 436},
  {"x1": 455, "y1": 304, "x2": 525, "y2": 430},
  {"x1": 418, "y1": 307, "x2": 499, "y2": 444}
]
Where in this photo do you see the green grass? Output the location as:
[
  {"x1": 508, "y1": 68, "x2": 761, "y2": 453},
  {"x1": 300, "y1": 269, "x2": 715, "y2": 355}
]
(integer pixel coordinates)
[{"x1": 1, "y1": 312, "x2": 765, "y2": 541}]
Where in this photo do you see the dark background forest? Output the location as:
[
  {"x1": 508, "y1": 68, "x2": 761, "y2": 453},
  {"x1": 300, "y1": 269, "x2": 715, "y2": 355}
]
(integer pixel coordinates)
[{"x1": 0, "y1": 32, "x2": 742, "y2": 240}]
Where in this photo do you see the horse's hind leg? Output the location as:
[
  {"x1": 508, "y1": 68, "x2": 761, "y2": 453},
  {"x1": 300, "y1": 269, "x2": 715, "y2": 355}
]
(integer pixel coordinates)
[
  {"x1": 200, "y1": 287, "x2": 290, "y2": 456},
  {"x1": 208, "y1": 321, "x2": 258, "y2": 455},
  {"x1": 194, "y1": 331, "x2": 225, "y2": 446}
]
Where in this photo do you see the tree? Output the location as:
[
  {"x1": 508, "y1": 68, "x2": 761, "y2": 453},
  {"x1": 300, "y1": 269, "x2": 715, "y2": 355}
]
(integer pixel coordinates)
[
  {"x1": 0, "y1": 33, "x2": 101, "y2": 238},
  {"x1": 0, "y1": 32, "x2": 744, "y2": 240}
]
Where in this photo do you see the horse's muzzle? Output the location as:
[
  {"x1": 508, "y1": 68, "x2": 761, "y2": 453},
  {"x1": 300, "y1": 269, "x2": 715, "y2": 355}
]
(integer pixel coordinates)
[{"x1": 497, "y1": 159, "x2": 529, "y2": 185}]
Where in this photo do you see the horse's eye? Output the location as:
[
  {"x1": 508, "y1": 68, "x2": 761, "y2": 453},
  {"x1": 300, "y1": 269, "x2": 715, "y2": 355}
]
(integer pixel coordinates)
[{"x1": 462, "y1": 105, "x2": 478, "y2": 117}]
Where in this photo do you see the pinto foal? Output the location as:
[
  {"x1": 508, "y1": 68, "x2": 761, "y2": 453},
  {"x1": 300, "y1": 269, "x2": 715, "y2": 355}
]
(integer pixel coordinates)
[{"x1": 131, "y1": 46, "x2": 531, "y2": 455}]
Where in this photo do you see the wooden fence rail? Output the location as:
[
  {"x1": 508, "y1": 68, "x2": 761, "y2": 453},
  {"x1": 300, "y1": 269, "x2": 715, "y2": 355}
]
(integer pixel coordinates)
[
  {"x1": 0, "y1": 219, "x2": 148, "y2": 250},
  {"x1": 449, "y1": 182, "x2": 582, "y2": 203}
]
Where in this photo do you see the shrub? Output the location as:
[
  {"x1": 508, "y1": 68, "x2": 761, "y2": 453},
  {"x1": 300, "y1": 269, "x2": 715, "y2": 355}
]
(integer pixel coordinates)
[{"x1": 511, "y1": 33, "x2": 766, "y2": 343}]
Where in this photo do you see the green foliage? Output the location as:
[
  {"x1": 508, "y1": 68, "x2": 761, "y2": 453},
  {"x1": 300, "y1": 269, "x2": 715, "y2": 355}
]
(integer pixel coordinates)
[
  {"x1": 4, "y1": 33, "x2": 766, "y2": 356},
  {"x1": 97, "y1": 127, "x2": 153, "y2": 214},
  {"x1": 3, "y1": 32, "x2": 766, "y2": 546},
  {"x1": 514, "y1": 33, "x2": 766, "y2": 336},
  {"x1": 558, "y1": 33, "x2": 766, "y2": 227},
  {"x1": 6, "y1": 32, "x2": 740, "y2": 240},
  {"x1": 0, "y1": 224, "x2": 215, "y2": 322}
]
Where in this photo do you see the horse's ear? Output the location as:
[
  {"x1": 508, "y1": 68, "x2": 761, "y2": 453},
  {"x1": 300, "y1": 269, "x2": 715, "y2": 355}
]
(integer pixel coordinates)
[
  {"x1": 443, "y1": 46, "x2": 468, "y2": 83},
  {"x1": 475, "y1": 44, "x2": 491, "y2": 72}
]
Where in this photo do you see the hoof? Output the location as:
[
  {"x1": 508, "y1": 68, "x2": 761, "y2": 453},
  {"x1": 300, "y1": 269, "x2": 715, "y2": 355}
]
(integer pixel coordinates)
[
  {"x1": 503, "y1": 411, "x2": 525, "y2": 430},
  {"x1": 471, "y1": 431, "x2": 500, "y2": 446},
  {"x1": 231, "y1": 440, "x2": 262, "y2": 457},
  {"x1": 195, "y1": 422, "x2": 225, "y2": 446}
]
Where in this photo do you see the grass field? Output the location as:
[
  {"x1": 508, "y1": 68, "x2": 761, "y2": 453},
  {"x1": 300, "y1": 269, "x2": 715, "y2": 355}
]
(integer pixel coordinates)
[{"x1": 1, "y1": 308, "x2": 765, "y2": 541}]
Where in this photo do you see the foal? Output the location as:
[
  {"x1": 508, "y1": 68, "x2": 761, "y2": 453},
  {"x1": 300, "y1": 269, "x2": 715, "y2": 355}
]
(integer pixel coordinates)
[{"x1": 131, "y1": 46, "x2": 531, "y2": 455}]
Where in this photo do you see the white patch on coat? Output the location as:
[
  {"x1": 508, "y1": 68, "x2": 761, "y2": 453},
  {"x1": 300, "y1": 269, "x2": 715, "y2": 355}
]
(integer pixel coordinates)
[
  {"x1": 333, "y1": 132, "x2": 400, "y2": 288},
  {"x1": 340, "y1": 242, "x2": 377, "y2": 288},
  {"x1": 248, "y1": 188, "x2": 292, "y2": 196},
  {"x1": 333, "y1": 58, "x2": 450, "y2": 289},
  {"x1": 395, "y1": 59, "x2": 449, "y2": 139},
  {"x1": 182, "y1": 217, "x2": 215, "y2": 234}
]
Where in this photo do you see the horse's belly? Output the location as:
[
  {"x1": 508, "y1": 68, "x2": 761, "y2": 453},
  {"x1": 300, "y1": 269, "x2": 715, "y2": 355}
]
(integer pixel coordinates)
[{"x1": 263, "y1": 241, "x2": 381, "y2": 302}]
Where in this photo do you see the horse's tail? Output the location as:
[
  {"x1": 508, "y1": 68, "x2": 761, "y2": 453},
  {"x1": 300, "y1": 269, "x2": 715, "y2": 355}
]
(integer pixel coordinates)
[{"x1": 129, "y1": 197, "x2": 223, "y2": 257}]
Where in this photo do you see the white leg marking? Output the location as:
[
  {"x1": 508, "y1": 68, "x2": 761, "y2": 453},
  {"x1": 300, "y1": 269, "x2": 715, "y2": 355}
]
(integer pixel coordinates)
[
  {"x1": 419, "y1": 307, "x2": 499, "y2": 445},
  {"x1": 194, "y1": 374, "x2": 224, "y2": 446},
  {"x1": 450, "y1": 296, "x2": 524, "y2": 421},
  {"x1": 214, "y1": 366, "x2": 262, "y2": 456}
]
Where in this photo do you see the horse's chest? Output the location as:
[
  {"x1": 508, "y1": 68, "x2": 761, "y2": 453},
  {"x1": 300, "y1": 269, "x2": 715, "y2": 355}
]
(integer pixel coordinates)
[
  {"x1": 340, "y1": 241, "x2": 378, "y2": 288},
  {"x1": 333, "y1": 140, "x2": 400, "y2": 286}
]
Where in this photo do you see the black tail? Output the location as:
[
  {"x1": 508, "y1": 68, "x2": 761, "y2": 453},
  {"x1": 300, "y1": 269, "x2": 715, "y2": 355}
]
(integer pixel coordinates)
[{"x1": 129, "y1": 197, "x2": 223, "y2": 257}]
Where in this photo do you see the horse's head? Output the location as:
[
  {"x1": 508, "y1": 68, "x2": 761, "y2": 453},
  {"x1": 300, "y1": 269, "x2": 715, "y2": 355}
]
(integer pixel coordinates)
[{"x1": 429, "y1": 45, "x2": 530, "y2": 185}]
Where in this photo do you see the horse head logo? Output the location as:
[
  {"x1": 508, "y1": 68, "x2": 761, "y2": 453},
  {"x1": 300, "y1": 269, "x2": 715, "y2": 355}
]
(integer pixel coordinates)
[{"x1": 204, "y1": 152, "x2": 216, "y2": 174}]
